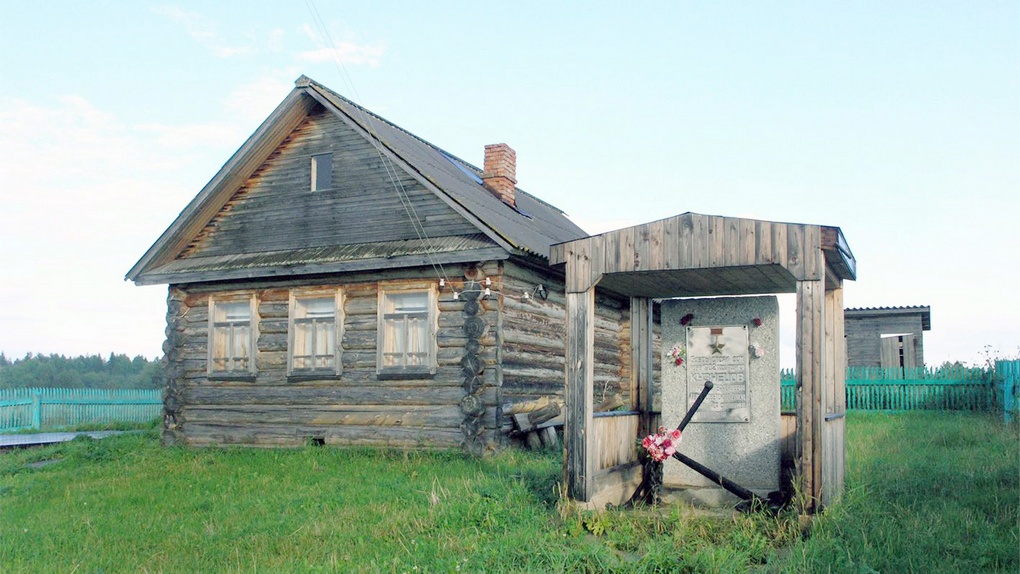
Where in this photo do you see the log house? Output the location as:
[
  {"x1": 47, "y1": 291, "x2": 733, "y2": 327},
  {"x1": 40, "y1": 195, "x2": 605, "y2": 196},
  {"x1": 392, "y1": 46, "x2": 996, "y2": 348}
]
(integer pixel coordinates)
[{"x1": 128, "y1": 76, "x2": 634, "y2": 453}]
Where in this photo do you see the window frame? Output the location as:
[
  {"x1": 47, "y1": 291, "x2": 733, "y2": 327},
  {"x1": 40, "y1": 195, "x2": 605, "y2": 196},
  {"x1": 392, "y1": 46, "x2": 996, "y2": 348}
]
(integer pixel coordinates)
[
  {"x1": 207, "y1": 293, "x2": 258, "y2": 379},
  {"x1": 376, "y1": 283, "x2": 438, "y2": 377},
  {"x1": 310, "y1": 153, "x2": 333, "y2": 191},
  {"x1": 288, "y1": 287, "x2": 344, "y2": 379}
]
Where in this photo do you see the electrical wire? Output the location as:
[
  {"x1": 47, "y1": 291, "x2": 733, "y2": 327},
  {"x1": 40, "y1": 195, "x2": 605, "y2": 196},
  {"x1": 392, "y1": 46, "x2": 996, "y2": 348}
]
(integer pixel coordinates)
[{"x1": 303, "y1": 0, "x2": 453, "y2": 286}]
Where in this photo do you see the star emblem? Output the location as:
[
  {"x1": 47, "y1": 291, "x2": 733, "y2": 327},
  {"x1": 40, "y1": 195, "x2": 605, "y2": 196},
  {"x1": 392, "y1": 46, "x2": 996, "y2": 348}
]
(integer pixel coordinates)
[{"x1": 709, "y1": 340, "x2": 725, "y2": 355}]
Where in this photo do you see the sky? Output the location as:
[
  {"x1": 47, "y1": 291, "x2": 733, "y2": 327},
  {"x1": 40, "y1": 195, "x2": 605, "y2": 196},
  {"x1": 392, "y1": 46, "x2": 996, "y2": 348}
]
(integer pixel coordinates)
[{"x1": 1, "y1": 2, "x2": 1017, "y2": 368}]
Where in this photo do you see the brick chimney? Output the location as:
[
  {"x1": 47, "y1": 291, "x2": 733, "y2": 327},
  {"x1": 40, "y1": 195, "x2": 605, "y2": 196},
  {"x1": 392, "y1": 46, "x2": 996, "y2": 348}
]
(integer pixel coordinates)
[{"x1": 482, "y1": 143, "x2": 517, "y2": 207}]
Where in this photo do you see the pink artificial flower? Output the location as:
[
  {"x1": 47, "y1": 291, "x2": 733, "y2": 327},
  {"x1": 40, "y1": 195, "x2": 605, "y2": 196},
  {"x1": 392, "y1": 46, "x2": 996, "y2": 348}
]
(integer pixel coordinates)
[
  {"x1": 642, "y1": 427, "x2": 684, "y2": 462},
  {"x1": 752, "y1": 317, "x2": 763, "y2": 327},
  {"x1": 674, "y1": 357, "x2": 684, "y2": 366}
]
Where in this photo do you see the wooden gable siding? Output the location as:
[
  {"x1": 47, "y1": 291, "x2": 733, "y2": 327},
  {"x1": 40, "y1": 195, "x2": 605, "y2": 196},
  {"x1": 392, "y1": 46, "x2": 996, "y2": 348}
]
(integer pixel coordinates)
[
  {"x1": 161, "y1": 265, "x2": 503, "y2": 449},
  {"x1": 180, "y1": 107, "x2": 480, "y2": 260},
  {"x1": 845, "y1": 314, "x2": 925, "y2": 368},
  {"x1": 499, "y1": 260, "x2": 632, "y2": 413}
]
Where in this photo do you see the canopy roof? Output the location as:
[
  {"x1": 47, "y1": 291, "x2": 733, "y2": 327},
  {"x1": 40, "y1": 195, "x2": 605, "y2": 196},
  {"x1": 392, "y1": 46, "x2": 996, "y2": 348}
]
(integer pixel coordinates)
[{"x1": 550, "y1": 212, "x2": 856, "y2": 296}]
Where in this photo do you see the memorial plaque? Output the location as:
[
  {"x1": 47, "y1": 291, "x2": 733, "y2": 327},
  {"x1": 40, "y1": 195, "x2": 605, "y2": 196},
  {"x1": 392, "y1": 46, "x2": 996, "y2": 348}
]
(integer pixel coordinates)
[{"x1": 686, "y1": 325, "x2": 750, "y2": 422}]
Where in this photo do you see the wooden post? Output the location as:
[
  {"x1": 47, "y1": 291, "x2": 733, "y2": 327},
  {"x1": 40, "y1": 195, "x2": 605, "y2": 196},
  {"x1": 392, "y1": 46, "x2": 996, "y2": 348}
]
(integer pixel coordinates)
[
  {"x1": 796, "y1": 277, "x2": 825, "y2": 511},
  {"x1": 630, "y1": 297, "x2": 653, "y2": 435},
  {"x1": 822, "y1": 284, "x2": 846, "y2": 507},
  {"x1": 1000, "y1": 360, "x2": 1018, "y2": 424},
  {"x1": 31, "y1": 390, "x2": 42, "y2": 431},
  {"x1": 565, "y1": 289, "x2": 596, "y2": 501}
]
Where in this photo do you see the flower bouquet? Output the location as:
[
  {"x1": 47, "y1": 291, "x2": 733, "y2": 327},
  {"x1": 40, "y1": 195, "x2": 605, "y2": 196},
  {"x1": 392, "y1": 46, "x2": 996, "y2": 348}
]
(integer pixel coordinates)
[
  {"x1": 667, "y1": 344, "x2": 686, "y2": 366},
  {"x1": 629, "y1": 426, "x2": 683, "y2": 506},
  {"x1": 641, "y1": 426, "x2": 682, "y2": 462}
]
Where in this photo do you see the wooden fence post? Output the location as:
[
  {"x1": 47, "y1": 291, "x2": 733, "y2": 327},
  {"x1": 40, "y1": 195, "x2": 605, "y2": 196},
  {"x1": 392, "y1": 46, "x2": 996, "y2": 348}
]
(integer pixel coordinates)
[
  {"x1": 998, "y1": 360, "x2": 1018, "y2": 424},
  {"x1": 31, "y1": 390, "x2": 42, "y2": 430}
]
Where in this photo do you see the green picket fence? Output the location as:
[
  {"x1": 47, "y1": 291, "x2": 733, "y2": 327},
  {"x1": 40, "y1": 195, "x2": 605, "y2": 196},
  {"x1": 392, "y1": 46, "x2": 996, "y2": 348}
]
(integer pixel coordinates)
[
  {"x1": 780, "y1": 366, "x2": 998, "y2": 413},
  {"x1": 0, "y1": 388, "x2": 162, "y2": 432},
  {"x1": 780, "y1": 372, "x2": 797, "y2": 412},
  {"x1": 995, "y1": 360, "x2": 1019, "y2": 423}
]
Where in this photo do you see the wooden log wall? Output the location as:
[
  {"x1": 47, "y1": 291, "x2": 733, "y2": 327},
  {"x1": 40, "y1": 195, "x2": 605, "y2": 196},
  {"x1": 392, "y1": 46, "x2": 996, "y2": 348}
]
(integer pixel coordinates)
[
  {"x1": 161, "y1": 257, "x2": 633, "y2": 450},
  {"x1": 162, "y1": 262, "x2": 503, "y2": 450},
  {"x1": 499, "y1": 261, "x2": 632, "y2": 430}
]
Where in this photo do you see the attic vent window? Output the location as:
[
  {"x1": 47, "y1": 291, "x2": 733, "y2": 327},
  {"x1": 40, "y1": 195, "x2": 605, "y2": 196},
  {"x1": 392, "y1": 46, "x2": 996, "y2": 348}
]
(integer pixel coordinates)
[{"x1": 311, "y1": 153, "x2": 332, "y2": 191}]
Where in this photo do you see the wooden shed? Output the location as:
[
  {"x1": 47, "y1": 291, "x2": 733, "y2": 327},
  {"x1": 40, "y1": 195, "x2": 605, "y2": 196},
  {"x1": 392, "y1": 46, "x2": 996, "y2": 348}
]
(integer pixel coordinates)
[
  {"x1": 844, "y1": 306, "x2": 930, "y2": 369},
  {"x1": 550, "y1": 213, "x2": 857, "y2": 511},
  {"x1": 127, "y1": 76, "x2": 635, "y2": 453}
]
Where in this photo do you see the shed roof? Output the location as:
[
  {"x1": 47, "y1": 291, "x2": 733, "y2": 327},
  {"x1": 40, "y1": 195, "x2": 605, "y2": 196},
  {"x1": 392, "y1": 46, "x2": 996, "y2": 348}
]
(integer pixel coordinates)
[
  {"x1": 127, "y1": 76, "x2": 586, "y2": 284},
  {"x1": 845, "y1": 306, "x2": 931, "y2": 331}
]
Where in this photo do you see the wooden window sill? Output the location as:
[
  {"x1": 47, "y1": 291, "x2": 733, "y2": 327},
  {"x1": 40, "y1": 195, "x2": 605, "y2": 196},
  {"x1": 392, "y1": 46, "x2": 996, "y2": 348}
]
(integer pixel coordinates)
[
  {"x1": 207, "y1": 373, "x2": 257, "y2": 383},
  {"x1": 377, "y1": 370, "x2": 436, "y2": 381},
  {"x1": 287, "y1": 372, "x2": 343, "y2": 383}
]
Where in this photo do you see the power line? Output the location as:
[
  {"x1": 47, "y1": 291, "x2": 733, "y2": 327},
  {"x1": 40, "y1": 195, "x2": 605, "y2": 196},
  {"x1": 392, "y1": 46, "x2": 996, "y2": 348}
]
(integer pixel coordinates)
[{"x1": 303, "y1": 0, "x2": 452, "y2": 285}]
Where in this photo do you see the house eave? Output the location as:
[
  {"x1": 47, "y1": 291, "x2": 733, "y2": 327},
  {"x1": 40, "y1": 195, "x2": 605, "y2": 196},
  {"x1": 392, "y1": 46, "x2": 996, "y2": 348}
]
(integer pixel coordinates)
[{"x1": 132, "y1": 246, "x2": 511, "y2": 286}]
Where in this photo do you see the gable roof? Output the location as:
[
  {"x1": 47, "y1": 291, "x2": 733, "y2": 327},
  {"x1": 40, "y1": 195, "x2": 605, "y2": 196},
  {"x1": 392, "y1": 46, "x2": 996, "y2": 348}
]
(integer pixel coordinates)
[{"x1": 127, "y1": 75, "x2": 587, "y2": 284}]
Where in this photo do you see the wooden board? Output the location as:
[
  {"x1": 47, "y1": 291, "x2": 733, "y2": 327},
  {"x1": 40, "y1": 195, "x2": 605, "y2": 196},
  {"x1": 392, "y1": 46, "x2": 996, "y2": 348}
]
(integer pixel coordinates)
[
  {"x1": 822, "y1": 286, "x2": 846, "y2": 507},
  {"x1": 564, "y1": 289, "x2": 595, "y2": 500}
]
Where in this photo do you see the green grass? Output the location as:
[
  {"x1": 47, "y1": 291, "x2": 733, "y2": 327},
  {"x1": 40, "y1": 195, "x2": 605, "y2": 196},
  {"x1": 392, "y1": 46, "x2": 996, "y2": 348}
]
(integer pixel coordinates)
[
  {"x1": 1, "y1": 412, "x2": 1016, "y2": 572},
  {"x1": 3, "y1": 416, "x2": 161, "y2": 434},
  {"x1": 778, "y1": 411, "x2": 1019, "y2": 573}
]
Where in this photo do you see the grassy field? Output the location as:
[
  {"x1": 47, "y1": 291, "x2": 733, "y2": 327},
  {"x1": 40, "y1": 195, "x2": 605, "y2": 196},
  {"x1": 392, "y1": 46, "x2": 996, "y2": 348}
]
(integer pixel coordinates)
[{"x1": 1, "y1": 412, "x2": 1016, "y2": 573}]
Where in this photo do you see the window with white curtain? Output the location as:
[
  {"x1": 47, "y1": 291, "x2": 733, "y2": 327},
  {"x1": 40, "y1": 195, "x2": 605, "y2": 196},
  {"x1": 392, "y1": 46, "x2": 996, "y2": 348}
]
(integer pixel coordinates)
[
  {"x1": 289, "y1": 290, "x2": 342, "y2": 375},
  {"x1": 209, "y1": 296, "x2": 256, "y2": 376},
  {"x1": 378, "y1": 287, "x2": 436, "y2": 374}
]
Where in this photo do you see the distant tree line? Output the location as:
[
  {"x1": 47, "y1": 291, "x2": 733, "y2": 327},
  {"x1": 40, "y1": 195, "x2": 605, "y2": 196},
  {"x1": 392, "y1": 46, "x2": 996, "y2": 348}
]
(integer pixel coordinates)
[{"x1": 0, "y1": 353, "x2": 164, "y2": 389}]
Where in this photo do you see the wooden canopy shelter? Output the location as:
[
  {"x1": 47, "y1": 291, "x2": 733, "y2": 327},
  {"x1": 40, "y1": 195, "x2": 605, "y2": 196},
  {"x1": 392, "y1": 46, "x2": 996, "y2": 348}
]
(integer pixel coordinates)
[{"x1": 549, "y1": 212, "x2": 857, "y2": 511}]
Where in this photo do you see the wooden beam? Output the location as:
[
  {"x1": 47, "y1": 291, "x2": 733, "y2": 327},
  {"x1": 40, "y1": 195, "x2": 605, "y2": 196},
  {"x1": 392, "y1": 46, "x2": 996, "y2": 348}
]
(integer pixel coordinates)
[
  {"x1": 796, "y1": 272, "x2": 825, "y2": 511},
  {"x1": 564, "y1": 237, "x2": 603, "y2": 293},
  {"x1": 630, "y1": 297, "x2": 653, "y2": 434},
  {"x1": 565, "y1": 289, "x2": 596, "y2": 501},
  {"x1": 822, "y1": 284, "x2": 846, "y2": 507}
]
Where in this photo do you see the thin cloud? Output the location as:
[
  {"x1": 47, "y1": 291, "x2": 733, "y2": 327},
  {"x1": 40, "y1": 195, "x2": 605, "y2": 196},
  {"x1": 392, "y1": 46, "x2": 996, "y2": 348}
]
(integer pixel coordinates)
[
  {"x1": 153, "y1": 4, "x2": 255, "y2": 58},
  {"x1": 136, "y1": 122, "x2": 243, "y2": 150},
  {"x1": 223, "y1": 76, "x2": 295, "y2": 122},
  {"x1": 298, "y1": 23, "x2": 385, "y2": 66},
  {"x1": 268, "y1": 28, "x2": 286, "y2": 52},
  {"x1": 297, "y1": 44, "x2": 385, "y2": 66}
]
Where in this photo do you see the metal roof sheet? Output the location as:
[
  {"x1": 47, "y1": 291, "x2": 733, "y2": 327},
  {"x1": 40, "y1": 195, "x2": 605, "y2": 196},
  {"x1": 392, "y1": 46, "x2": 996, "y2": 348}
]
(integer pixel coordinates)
[{"x1": 844, "y1": 306, "x2": 931, "y2": 331}]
